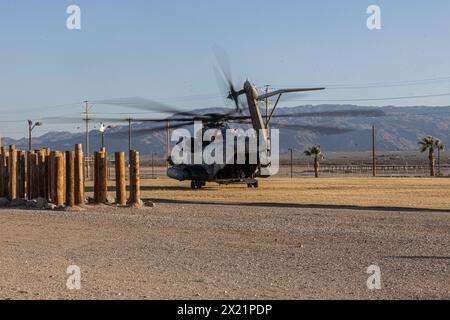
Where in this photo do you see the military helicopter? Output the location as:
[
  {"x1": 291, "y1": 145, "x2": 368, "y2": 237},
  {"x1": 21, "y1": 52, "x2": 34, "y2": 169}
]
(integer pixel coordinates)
[
  {"x1": 46, "y1": 58, "x2": 385, "y2": 189},
  {"x1": 83, "y1": 81, "x2": 384, "y2": 189}
]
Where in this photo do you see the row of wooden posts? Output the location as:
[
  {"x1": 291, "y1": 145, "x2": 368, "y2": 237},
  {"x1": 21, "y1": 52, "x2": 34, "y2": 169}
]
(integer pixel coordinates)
[{"x1": 0, "y1": 144, "x2": 141, "y2": 207}]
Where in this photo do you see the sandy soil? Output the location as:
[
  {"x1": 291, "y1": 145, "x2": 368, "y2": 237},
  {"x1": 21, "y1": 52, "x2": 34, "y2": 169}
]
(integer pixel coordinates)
[{"x1": 0, "y1": 201, "x2": 449, "y2": 300}]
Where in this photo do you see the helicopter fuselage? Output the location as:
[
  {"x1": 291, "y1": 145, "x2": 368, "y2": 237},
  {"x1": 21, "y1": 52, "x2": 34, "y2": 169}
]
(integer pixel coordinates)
[{"x1": 167, "y1": 81, "x2": 271, "y2": 188}]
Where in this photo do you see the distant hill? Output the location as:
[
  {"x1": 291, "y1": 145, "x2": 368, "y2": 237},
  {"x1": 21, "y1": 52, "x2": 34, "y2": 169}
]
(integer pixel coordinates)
[{"x1": 1, "y1": 105, "x2": 449, "y2": 155}]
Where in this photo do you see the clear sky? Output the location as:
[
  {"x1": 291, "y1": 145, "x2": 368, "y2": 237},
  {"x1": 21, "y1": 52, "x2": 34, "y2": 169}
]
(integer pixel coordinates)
[{"x1": 0, "y1": 0, "x2": 449, "y2": 138}]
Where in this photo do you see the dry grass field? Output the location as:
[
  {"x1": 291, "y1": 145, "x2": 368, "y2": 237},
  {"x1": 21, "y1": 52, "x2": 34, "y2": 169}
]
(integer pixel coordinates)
[{"x1": 136, "y1": 177, "x2": 450, "y2": 212}]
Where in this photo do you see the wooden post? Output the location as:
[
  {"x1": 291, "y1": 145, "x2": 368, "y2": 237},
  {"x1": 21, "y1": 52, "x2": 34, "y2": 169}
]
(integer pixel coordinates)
[
  {"x1": 18, "y1": 151, "x2": 26, "y2": 198},
  {"x1": 115, "y1": 152, "x2": 126, "y2": 206},
  {"x1": 66, "y1": 151, "x2": 75, "y2": 207},
  {"x1": 129, "y1": 150, "x2": 141, "y2": 207},
  {"x1": 3, "y1": 151, "x2": 9, "y2": 197},
  {"x1": 38, "y1": 150, "x2": 46, "y2": 198},
  {"x1": 0, "y1": 153, "x2": 3, "y2": 198},
  {"x1": 62, "y1": 152, "x2": 66, "y2": 204},
  {"x1": 0, "y1": 149, "x2": 5, "y2": 197},
  {"x1": 98, "y1": 150, "x2": 107, "y2": 203},
  {"x1": 26, "y1": 151, "x2": 31, "y2": 199},
  {"x1": 45, "y1": 152, "x2": 52, "y2": 202},
  {"x1": 55, "y1": 154, "x2": 65, "y2": 207},
  {"x1": 0, "y1": 147, "x2": 8, "y2": 198},
  {"x1": 9, "y1": 148, "x2": 17, "y2": 201},
  {"x1": 50, "y1": 151, "x2": 57, "y2": 202},
  {"x1": 74, "y1": 144, "x2": 84, "y2": 205},
  {"x1": 94, "y1": 152, "x2": 99, "y2": 203},
  {"x1": 30, "y1": 153, "x2": 39, "y2": 199}
]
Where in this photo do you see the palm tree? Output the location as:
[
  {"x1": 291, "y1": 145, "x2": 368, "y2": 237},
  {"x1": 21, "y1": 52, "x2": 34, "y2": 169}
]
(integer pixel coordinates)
[
  {"x1": 419, "y1": 136, "x2": 438, "y2": 177},
  {"x1": 304, "y1": 145, "x2": 324, "y2": 178},
  {"x1": 435, "y1": 140, "x2": 445, "y2": 176}
]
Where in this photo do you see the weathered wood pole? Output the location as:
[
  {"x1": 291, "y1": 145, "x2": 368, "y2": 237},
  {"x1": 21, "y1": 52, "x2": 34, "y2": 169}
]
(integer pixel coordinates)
[
  {"x1": 115, "y1": 152, "x2": 126, "y2": 206},
  {"x1": 26, "y1": 151, "x2": 31, "y2": 199},
  {"x1": 94, "y1": 152, "x2": 99, "y2": 203},
  {"x1": 65, "y1": 151, "x2": 75, "y2": 207},
  {"x1": 50, "y1": 151, "x2": 57, "y2": 202},
  {"x1": 129, "y1": 150, "x2": 141, "y2": 206},
  {"x1": 61, "y1": 152, "x2": 66, "y2": 204},
  {"x1": 30, "y1": 152, "x2": 39, "y2": 199},
  {"x1": 38, "y1": 150, "x2": 46, "y2": 198},
  {"x1": 0, "y1": 153, "x2": 3, "y2": 198},
  {"x1": 3, "y1": 151, "x2": 10, "y2": 197},
  {"x1": 16, "y1": 152, "x2": 22, "y2": 198},
  {"x1": 0, "y1": 148, "x2": 6, "y2": 197},
  {"x1": 55, "y1": 154, "x2": 65, "y2": 207},
  {"x1": 5, "y1": 151, "x2": 10, "y2": 197},
  {"x1": 18, "y1": 151, "x2": 26, "y2": 198},
  {"x1": 9, "y1": 147, "x2": 17, "y2": 201},
  {"x1": 45, "y1": 153, "x2": 52, "y2": 202},
  {"x1": 98, "y1": 150, "x2": 108, "y2": 203},
  {"x1": 74, "y1": 144, "x2": 84, "y2": 205}
]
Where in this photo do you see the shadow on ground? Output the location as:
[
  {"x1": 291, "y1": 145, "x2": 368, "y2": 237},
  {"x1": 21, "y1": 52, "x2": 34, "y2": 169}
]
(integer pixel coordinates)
[
  {"x1": 143, "y1": 198, "x2": 450, "y2": 213},
  {"x1": 86, "y1": 186, "x2": 190, "y2": 192}
]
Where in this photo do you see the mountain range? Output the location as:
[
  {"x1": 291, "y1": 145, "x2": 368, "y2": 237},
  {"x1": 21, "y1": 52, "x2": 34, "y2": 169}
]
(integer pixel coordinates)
[{"x1": 1, "y1": 105, "x2": 448, "y2": 155}]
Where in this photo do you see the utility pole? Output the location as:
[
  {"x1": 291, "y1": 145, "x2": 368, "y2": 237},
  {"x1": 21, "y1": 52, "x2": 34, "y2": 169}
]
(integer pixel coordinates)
[
  {"x1": 99, "y1": 123, "x2": 112, "y2": 149},
  {"x1": 372, "y1": 125, "x2": 376, "y2": 177},
  {"x1": 288, "y1": 148, "x2": 293, "y2": 178},
  {"x1": 128, "y1": 118, "x2": 132, "y2": 153},
  {"x1": 28, "y1": 120, "x2": 43, "y2": 151},
  {"x1": 28, "y1": 122, "x2": 32, "y2": 151},
  {"x1": 83, "y1": 101, "x2": 92, "y2": 179}
]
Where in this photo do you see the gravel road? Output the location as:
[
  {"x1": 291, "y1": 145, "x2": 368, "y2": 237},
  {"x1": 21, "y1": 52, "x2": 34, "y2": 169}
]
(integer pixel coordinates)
[{"x1": 0, "y1": 203, "x2": 448, "y2": 300}]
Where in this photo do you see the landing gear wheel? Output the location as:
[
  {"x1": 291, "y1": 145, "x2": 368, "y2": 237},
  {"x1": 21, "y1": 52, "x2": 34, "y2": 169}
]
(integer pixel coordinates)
[{"x1": 247, "y1": 181, "x2": 259, "y2": 188}]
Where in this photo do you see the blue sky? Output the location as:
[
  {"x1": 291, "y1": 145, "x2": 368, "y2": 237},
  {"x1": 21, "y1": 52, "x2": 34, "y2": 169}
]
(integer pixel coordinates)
[{"x1": 0, "y1": 0, "x2": 449, "y2": 137}]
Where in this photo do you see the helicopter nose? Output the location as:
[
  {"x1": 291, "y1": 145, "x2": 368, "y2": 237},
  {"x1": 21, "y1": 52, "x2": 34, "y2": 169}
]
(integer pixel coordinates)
[{"x1": 167, "y1": 167, "x2": 188, "y2": 181}]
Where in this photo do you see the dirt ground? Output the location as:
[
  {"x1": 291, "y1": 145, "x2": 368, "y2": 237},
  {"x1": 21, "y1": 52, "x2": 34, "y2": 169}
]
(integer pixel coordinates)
[{"x1": 0, "y1": 178, "x2": 449, "y2": 300}]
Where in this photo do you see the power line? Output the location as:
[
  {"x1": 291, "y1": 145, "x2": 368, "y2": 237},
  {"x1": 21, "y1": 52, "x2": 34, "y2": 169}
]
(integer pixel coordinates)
[
  {"x1": 327, "y1": 76, "x2": 450, "y2": 89},
  {"x1": 274, "y1": 75, "x2": 450, "y2": 90},
  {"x1": 289, "y1": 92, "x2": 450, "y2": 103}
]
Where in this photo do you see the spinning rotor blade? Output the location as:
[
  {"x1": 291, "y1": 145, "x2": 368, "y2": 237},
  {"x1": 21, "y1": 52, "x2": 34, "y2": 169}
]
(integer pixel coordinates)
[
  {"x1": 221, "y1": 108, "x2": 385, "y2": 122},
  {"x1": 42, "y1": 115, "x2": 195, "y2": 124},
  {"x1": 271, "y1": 109, "x2": 386, "y2": 119},
  {"x1": 40, "y1": 117, "x2": 86, "y2": 124},
  {"x1": 108, "y1": 121, "x2": 195, "y2": 139},
  {"x1": 93, "y1": 97, "x2": 197, "y2": 117},
  {"x1": 269, "y1": 123, "x2": 353, "y2": 135},
  {"x1": 213, "y1": 47, "x2": 244, "y2": 112}
]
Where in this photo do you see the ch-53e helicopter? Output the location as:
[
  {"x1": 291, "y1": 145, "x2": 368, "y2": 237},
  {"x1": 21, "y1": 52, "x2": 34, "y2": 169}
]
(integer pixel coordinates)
[{"x1": 49, "y1": 59, "x2": 385, "y2": 189}]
